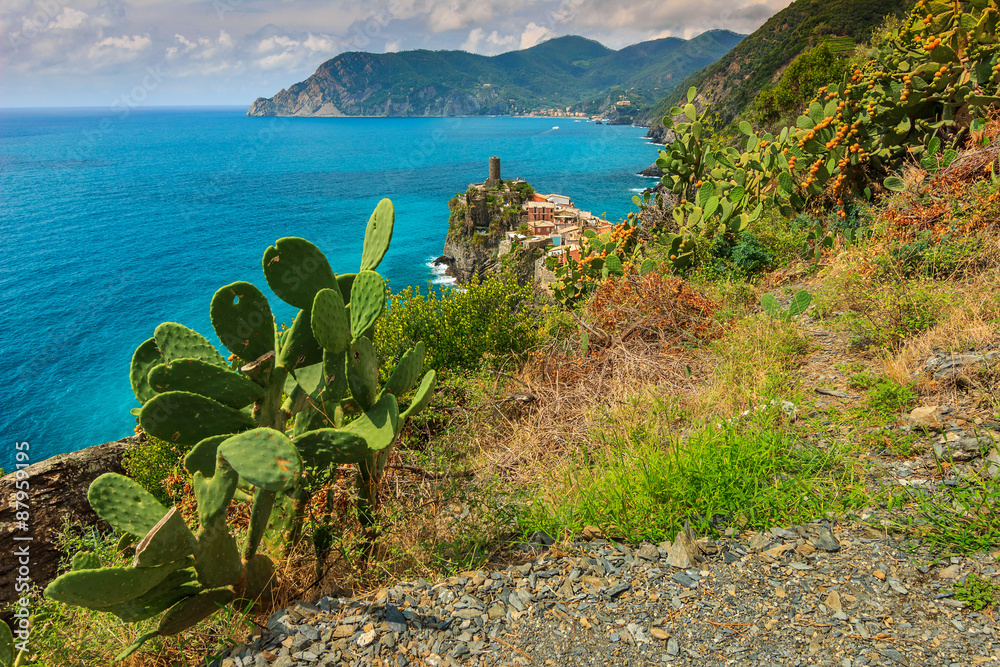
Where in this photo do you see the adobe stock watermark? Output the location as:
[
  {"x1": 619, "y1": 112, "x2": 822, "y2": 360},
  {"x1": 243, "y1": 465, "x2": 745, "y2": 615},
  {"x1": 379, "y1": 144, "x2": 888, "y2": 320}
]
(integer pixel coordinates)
[
  {"x1": 10, "y1": 441, "x2": 33, "y2": 656},
  {"x1": 215, "y1": 0, "x2": 396, "y2": 52},
  {"x1": 7, "y1": 0, "x2": 73, "y2": 52}
]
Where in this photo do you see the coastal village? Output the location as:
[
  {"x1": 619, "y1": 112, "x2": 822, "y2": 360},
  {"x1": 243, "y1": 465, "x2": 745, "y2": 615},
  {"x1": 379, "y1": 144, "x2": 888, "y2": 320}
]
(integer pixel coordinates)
[{"x1": 470, "y1": 156, "x2": 615, "y2": 265}]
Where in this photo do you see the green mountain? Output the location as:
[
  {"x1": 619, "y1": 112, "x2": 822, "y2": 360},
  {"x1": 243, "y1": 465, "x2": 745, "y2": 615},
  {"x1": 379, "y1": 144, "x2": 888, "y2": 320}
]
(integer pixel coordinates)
[
  {"x1": 640, "y1": 0, "x2": 914, "y2": 141},
  {"x1": 246, "y1": 32, "x2": 744, "y2": 118}
]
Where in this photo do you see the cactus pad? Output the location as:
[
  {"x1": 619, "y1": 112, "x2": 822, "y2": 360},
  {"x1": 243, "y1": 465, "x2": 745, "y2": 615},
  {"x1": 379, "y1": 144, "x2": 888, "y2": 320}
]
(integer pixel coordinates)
[
  {"x1": 0, "y1": 618, "x2": 13, "y2": 667},
  {"x1": 401, "y1": 369, "x2": 436, "y2": 421},
  {"x1": 154, "y1": 322, "x2": 229, "y2": 367},
  {"x1": 346, "y1": 337, "x2": 379, "y2": 412},
  {"x1": 292, "y1": 428, "x2": 369, "y2": 467},
  {"x1": 349, "y1": 271, "x2": 386, "y2": 340},
  {"x1": 193, "y1": 464, "x2": 238, "y2": 527},
  {"x1": 292, "y1": 406, "x2": 334, "y2": 438},
  {"x1": 323, "y1": 349, "x2": 349, "y2": 402},
  {"x1": 210, "y1": 281, "x2": 275, "y2": 362},
  {"x1": 337, "y1": 272, "x2": 356, "y2": 304},
  {"x1": 140, "y1": 391, "x2": 255, "y2": 446},
  {"x1": 383, "y1": 342, "x2": 426, "y2": 398},
  {"x1": 184, "y1": 435, "x2": 228, "y2": 478},
  {"x1": 194, "y1": 523, "x2": 242, "y2": 589},
  {"x1": 235, "y1": 554, "x2": 274, "y2": 607},
  {"x1": 311, "y1": 287, "x2": 351, "y2": 354},
  {"x1": 72, "y1": 551, "x2": 101, "y2": 571},
  {"x1": 147, "y1": 358, "x2": 264, "y2": 408},
  {"x1": 289, "y1": 362, "x2": 324, "y2": 397},
  {"x1": 88, "y1": 473, "x2": 169, "y2": 538},
  {"x1": 217, "y1": 428, "x2": 302, "y2": 492},
  {"x1": 130, "y1": 338, "x2": 163, "y2": 405},
  {"x1": 45, "y1": 561, "x2": 184, "y2": 609},
  {"x1": 100, "y1": 568, "x2": 201, "y2": 623},
  {"x1": 262, "y1": 237, "x2": 337, "y2": 309},
  {"x1": 277, "y1": 308, "x2": 323, "y2": 370},
  {"x1": 133, "y1": 508, "x2": 198, "y2": 569},
  {"x1": 157, "y1": 587, "x2": 235, "y2": 636},
  {"x1": 343, "y1": 393, "x2": 399, "y2": 451},
  {"x1": 360, "y1": 199, "x2": 394, "y2": 271}
]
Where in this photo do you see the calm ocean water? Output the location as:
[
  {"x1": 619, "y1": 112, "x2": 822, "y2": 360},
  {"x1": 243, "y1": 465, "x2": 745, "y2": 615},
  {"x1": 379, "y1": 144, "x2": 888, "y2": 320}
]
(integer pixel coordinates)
[{"x1": 0, "y1": 107, "x2": 659, "y2": 468}]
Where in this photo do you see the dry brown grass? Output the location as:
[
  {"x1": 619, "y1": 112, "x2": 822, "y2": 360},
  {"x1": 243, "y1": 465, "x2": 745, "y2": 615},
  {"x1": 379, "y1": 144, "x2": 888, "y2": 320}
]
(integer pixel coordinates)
[
  {"x1": 881, "y1": 271, "x2": 1000, "y2": 396},
  {"x1": 459, "y1": 273, "x2": 723, "y2": 483}
]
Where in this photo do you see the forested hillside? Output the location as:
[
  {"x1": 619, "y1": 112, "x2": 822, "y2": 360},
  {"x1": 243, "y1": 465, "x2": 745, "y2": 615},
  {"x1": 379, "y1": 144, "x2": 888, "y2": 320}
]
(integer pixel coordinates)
[
  {"x1": 641, "y1": 0, "x2": 914, "y2": 140},
  {"x1": 247, "y1": 32, "x2": 743, "y2": 117}
]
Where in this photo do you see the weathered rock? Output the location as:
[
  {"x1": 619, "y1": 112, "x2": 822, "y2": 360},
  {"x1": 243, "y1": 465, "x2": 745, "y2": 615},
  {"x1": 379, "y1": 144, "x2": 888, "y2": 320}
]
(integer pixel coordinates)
[
  {"x1": 907, "y1": 406, "x2": 943, "y2": 431},
  {"x1": 0, "y1": 436, "x2": 136, "y2": 624},
  {"x1": 815, "y1": 525, "x2": 841, "y2": 552},
  {"x1": 637, "y1": 162, "x2": 664, "y2": 178}
]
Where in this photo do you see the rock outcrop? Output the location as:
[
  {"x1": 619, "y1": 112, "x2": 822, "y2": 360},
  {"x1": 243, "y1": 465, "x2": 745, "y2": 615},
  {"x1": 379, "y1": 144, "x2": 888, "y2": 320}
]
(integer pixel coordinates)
[
  {"x1": 439, "y1": 232, "x2": 499, "y2": 284},
  {"x1": 0, "y1": 436, "x2": 138, "y2": 624}
]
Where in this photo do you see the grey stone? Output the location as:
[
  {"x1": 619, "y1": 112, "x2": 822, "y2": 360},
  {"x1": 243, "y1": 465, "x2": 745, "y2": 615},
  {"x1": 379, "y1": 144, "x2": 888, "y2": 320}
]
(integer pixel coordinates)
[
  {"x1": 637, "y1": 544, "x2": 660, "y2": 561},
  {"x1": 815, "y1": 525, "x2": 841, "y2": 552},
  {"x1": 877, "y1": 648, "x2": 909, "y2": 666},
  {"x1": 385, "y1": 604, "x2": 407, "y2": 633},
  {"x1": 671, "y1": 572, "x2": 698, "y2": 589},
  {"x1": 267, "y1": 610, "x2": 296, "y2": 636},
  {"x1": 605, "y1": 583, "x2": 632, "y2": 599}
]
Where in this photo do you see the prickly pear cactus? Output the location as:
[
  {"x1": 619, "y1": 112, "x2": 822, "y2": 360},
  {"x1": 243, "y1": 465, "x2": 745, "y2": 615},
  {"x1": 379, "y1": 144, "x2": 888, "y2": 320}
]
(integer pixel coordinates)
[{"x1": 46, "y1": 198, "x2": 435, "y2": 660}]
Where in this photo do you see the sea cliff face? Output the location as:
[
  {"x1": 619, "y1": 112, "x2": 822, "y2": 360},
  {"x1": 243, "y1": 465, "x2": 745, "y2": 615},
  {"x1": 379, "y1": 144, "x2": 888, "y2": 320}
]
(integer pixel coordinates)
[{"x1": 440, "y1": 232, "x2": 497, "y2": 284}]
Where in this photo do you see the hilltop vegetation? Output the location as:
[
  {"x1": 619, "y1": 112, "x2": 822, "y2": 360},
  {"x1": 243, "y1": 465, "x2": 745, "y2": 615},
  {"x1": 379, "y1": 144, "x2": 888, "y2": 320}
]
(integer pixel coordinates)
[
  {"x1": 247, "y1": 32, "x2": 743, "y2": 118},
  {"x1": 641, "y1": 0, "x2": 914, "y2": 140}
]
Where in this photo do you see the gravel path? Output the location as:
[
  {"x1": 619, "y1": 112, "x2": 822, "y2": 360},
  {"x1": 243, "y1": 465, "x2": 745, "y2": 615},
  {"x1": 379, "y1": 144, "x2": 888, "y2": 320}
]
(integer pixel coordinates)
[{"x1": 216, "y1": 519, "x2": 998, "y2": 667}]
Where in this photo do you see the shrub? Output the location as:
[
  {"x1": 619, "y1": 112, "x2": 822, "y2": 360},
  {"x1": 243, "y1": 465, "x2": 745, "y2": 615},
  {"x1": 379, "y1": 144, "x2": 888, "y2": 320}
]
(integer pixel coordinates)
[
  {"x1": 867, "y1": 377, "x2": 918, "y2": 415},
  {"x1": 375, "y1": 271, "x2": 540, "y2": 375},
  {"x1": 121, "y1": 434, "x2": 187, "y2": 504},
  {"x1": 843, "y1": 279, "x2": 951, "y2": 349},
  {"x1": 753, "y1": 43, "x2": 853, "y2": 126},
  {"x1": 584, "y1": 273, "x2": 719, "y2": 347}
]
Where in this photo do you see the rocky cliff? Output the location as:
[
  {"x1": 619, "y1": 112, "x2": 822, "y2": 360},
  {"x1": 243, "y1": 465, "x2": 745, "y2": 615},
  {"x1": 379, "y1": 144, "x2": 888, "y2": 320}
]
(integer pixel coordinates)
[{"x1": 0, "y1": 436, "x2": 138, "y2": 624}]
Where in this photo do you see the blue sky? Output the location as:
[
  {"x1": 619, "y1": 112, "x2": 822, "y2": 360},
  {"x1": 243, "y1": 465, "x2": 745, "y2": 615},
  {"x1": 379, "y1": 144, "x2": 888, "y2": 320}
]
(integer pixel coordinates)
[{"x1": 1, "y1": 0, "x2": 793, "y2": 107}]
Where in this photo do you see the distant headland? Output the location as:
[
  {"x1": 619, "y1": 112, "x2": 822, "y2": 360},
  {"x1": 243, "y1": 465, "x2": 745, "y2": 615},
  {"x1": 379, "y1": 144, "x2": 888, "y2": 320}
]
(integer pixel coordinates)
[{"x1": 246, "y1": 32, "x2": 743, "y2": 121}]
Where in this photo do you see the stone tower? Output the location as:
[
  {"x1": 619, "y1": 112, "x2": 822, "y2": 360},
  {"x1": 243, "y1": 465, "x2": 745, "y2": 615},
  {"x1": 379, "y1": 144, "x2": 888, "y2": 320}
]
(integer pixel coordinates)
[{"x1": 485, "y1": 156, "x2": 501, "y2": 188}]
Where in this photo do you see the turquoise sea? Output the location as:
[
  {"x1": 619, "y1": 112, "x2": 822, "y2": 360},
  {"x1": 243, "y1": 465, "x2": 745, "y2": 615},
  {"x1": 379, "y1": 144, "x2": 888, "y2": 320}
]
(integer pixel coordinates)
[{"x1": 0, "y1": 108, "x2": 659, "y2": 468}]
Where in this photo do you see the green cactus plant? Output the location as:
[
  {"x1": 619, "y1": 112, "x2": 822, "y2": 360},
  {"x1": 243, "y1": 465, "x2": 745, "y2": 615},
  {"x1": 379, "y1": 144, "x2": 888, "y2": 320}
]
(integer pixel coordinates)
[
  {"x1": 629, "y1": 1, "x2": 1000, "y2": 273},
  {"x1": 761, "y1": 290, "x2": 813, "y2": 323},
  {"x1": 46, "y1": 198, "x2": 435, "y2": 659}
]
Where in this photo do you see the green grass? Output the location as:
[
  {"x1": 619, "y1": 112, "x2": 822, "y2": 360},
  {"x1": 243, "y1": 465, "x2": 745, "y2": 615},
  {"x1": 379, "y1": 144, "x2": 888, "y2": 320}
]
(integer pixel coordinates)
[
  {"x1": 954, "y1": 573, "x2": 999, "y2": 610},
  {"x1": 525, "y1": 408, "x2": 866, "y2": 543},
  {"x1": 886, "y1": 469, "x2": 1000, "y2": 555},
  {"x1": 866, "y1": 377, "x2": 918, "y2": 417}
]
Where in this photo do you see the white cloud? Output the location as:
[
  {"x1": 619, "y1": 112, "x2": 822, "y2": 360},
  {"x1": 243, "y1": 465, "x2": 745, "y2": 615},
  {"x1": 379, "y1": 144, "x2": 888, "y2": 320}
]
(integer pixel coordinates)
[
  {"x1": 87, "y1": 33, "x2": 151, "y2": 65},
  {"x1": 303, "y1": 34, "x2": 336, "y2": 53},
  {"x1": 426, "y1": 1, "x2": 495, "y2": 32},
  {"x1": 257, "y1": 35, "x2": 300, "y2": 54},
  {"x1": 94, "y1": 34, "x2": 151, "y2": 52},
  {"x1": 166, "y1": 31, "x2": 236, "y2": 64},
  {"x1": 486, "y1": 30, "x2": 516, "y2": 50},
  {"x1": 461, "y1": 27, "x2": 515, "y2": 54},
  {"x1": 384, "y1": 40, "x2": 401, "y2": 52},
  {"x1": 519, "y1": 22, "x2": 554, "y2": 49},
  {"x1": 460, "y1": 27, "x2": 483, "y2": 52},
  {"x1": 50, "y1": 8, "x2": 88, "y2": 31}
]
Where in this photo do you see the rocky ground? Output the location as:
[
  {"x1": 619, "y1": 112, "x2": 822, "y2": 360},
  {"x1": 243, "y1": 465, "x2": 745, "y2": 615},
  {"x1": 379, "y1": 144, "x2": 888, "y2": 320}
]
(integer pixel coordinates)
[
  {"x1": 213, "y1": 518, "x2": 998, "y2": 667},
  {"x1": 209, "y1": 298, "x2": 1000, "y2": 667}
]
